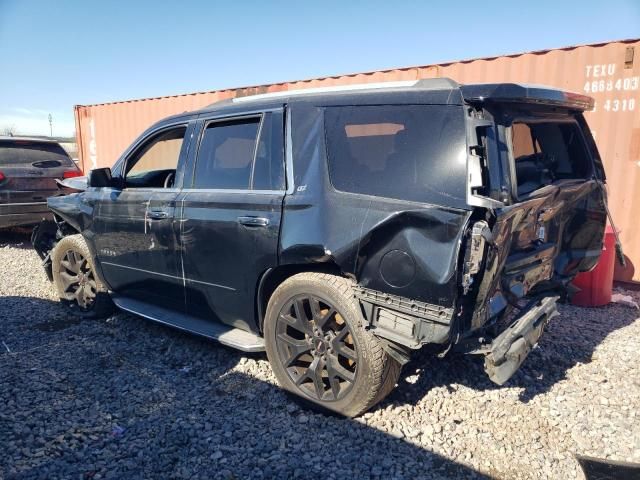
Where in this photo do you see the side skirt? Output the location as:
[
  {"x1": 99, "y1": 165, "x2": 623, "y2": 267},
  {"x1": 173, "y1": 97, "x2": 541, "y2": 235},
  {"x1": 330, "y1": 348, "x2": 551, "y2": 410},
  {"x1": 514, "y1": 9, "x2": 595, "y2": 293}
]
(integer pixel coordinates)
[{"x1": 111, "y1": 295, "x2": 265, "y2": 352}]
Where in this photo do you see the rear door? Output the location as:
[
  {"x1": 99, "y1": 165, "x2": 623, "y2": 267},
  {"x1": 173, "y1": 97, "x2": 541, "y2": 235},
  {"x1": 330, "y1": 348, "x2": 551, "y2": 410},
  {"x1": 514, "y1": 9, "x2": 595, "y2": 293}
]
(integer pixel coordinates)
[
  {"x1": 0, "y1": 139, "x2": 80, "y2": 214},
  {"x1": 179, "y1": 109, "x2": 286, "y2": 332}
]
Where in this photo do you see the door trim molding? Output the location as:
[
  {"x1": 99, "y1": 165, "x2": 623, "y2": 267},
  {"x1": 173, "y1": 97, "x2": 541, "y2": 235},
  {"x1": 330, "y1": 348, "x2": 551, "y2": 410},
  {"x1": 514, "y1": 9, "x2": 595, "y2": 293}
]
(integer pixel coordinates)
[{"x1": 101, "y1": 261, "x2": 236, "y2": 291}]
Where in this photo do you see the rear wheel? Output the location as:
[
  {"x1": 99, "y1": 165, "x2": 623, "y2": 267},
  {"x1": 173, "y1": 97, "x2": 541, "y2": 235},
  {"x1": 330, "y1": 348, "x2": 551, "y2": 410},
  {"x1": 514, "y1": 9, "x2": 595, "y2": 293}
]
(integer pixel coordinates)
[
  {"x1": 51, "y1": 234, "x2": 114, "y2": 318},
  {"x1": 264, "y1": 272, "x2": 401, "y2": 417}
]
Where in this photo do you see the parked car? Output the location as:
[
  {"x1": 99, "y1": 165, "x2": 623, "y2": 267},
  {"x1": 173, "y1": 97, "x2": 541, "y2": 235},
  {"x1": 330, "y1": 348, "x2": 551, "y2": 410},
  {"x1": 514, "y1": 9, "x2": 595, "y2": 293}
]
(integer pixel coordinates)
[
  {"x1": 0, "y1": 137, "x2": 82, "y2": 229},
  {"x1": 32, "y1": 79, "x2": 607, "y2": 416}
]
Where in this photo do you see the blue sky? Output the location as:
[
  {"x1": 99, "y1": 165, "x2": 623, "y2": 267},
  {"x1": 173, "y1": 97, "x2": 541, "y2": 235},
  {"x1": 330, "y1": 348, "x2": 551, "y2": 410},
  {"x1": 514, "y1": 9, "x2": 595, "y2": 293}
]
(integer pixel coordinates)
[{"x1": 0, "y1": 0, "x2": 638, "y2": 136}]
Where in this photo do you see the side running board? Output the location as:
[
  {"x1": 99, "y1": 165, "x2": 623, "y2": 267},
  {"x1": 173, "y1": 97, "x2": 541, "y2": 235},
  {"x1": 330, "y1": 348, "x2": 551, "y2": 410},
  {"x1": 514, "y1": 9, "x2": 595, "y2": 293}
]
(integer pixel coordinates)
[{"x1": 111, "y1": 295, "x2": 265, "y2": 352}]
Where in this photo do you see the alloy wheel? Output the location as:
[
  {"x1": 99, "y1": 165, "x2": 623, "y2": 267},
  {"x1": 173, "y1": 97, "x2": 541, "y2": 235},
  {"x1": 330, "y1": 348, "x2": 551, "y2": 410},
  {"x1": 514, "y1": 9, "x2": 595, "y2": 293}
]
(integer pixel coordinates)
[
  {"x1": 58, "y1": 249, "x2": 97, "y2": 310},
  {"x1": 275, "y1": 294, "x2": 358, "y2": 401}
]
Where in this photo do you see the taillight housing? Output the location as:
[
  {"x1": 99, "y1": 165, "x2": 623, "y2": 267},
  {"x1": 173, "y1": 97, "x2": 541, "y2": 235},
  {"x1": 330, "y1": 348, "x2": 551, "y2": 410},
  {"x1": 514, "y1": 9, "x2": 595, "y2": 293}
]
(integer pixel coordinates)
[
  {"x1": 0, "y1": 171, "x2": 5, "y2": 182},
  {"x1": 63, "y1": 170, "x2": 83, "y2": 179}
]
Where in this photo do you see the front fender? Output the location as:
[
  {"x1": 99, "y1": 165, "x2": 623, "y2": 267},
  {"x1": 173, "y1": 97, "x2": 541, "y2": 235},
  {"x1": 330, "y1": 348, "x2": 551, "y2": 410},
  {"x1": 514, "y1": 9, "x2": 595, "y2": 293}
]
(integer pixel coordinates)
[{"x1": 47, "y1": 192, "x2": 94, "y2": 233}]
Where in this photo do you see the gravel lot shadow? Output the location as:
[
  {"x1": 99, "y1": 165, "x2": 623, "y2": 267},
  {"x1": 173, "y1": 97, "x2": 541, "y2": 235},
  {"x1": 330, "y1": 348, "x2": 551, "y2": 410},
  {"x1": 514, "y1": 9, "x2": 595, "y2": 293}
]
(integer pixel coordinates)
[
  {"x1": 0, "y1": 228, "x2": 34, "y2": 249},
  {"x1": 389, "y1": 301, "x2": 639, "y2": 407},
  {"x1": 0, "y1": 295, "x2": 489, "y2": 479}
]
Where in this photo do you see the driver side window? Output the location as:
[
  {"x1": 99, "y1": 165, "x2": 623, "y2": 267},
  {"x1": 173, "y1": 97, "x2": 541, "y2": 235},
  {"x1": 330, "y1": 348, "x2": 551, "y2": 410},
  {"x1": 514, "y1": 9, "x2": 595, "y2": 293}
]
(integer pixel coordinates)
[{"x1": 125, "y1": 126, "x2": 186, "y2": 188}]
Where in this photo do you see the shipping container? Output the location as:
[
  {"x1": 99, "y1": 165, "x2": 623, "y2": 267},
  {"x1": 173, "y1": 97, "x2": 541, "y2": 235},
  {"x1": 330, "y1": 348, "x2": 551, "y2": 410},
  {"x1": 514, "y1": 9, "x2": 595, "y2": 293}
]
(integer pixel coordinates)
[{"x1": 74, "y1": 38, "x2": 640, "y2": 282}]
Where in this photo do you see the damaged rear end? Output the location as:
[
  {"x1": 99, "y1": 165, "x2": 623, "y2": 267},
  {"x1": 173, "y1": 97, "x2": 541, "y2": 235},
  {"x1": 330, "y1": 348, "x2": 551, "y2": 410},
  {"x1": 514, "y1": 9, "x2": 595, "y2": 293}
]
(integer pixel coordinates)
[
  {"x1": 32, "y1": 176, "x2": 91, "y2": 281},
  {"x1": 458, "y1": 84, "x2": 607, "y2": 383}
]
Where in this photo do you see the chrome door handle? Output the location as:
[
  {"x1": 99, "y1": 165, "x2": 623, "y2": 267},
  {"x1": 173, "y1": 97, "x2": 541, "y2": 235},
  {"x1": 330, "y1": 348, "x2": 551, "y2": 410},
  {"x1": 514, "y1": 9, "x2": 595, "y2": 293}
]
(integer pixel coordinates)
[
  {"x1": 237, "y1": 216, "x2": 269, "y2": 227},
  {"x1": 148, "y1": 210, "x2": 169, "y2": 220}
]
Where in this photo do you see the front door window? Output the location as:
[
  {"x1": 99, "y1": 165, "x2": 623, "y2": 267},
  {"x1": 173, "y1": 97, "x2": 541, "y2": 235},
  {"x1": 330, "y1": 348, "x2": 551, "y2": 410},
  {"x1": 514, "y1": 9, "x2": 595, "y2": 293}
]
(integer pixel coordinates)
[{"x1": 125, "y1": 127, "x2": 186, "y2": 189}]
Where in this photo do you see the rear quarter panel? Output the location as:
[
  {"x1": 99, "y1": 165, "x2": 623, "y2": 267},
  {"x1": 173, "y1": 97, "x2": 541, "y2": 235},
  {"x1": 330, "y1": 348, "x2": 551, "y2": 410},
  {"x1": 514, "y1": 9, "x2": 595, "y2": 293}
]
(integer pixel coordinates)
[
  {"x1": 280, "y1": 103, "x2": 472, "y2": 311},
  {"x1": 281, "y1": 191, "x2": 471, "y2": 308}
]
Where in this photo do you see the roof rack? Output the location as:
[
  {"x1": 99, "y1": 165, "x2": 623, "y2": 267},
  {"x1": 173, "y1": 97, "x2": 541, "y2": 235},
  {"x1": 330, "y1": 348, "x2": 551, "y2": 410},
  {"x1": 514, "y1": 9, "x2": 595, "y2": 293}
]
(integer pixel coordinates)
[{"x1": 220, "y1": 77, "x2": 459, "y2": 105}]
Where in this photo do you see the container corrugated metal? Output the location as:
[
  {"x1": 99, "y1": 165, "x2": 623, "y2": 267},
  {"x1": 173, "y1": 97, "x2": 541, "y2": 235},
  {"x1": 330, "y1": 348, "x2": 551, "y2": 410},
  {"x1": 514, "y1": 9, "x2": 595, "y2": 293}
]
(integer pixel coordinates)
[{"x1": 75, "y1": 38, "x2": 640, "y2": 282}]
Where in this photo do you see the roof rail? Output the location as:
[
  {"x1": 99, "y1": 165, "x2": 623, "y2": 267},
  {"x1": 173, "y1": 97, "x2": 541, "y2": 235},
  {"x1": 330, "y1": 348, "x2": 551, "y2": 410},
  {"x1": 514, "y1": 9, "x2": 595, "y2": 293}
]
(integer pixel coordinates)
[{"x1": 202, "y1": 77, "x2": 459, "y2": 107}]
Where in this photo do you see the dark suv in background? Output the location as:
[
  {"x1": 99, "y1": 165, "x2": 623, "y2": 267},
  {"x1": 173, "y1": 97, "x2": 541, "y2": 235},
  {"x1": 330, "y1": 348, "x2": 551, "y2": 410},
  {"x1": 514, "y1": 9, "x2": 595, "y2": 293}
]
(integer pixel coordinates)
[
  {"x1": 0, "y1": 137, "x2": 81, "y2": 229},
  {"x1": 33, "y1": 79, "x2": 607, "y2": 416}
]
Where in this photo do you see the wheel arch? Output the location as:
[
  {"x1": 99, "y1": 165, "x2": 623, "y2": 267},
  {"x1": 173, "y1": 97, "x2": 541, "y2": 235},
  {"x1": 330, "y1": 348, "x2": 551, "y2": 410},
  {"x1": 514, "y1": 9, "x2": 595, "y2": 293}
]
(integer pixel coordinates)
[{"x1": 256, "y1": 262, "x2": 347, "y2": 333}]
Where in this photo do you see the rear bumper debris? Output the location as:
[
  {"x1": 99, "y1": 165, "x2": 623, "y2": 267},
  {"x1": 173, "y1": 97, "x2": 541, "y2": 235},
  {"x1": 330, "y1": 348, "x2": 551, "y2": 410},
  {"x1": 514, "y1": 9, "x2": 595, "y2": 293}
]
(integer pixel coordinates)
[
  {"x1": 484, "y1": 295, "x2": 559, "y2": 385},
  {"x1": 0, "y1": 207, "x2": 52, "y2": 229}
]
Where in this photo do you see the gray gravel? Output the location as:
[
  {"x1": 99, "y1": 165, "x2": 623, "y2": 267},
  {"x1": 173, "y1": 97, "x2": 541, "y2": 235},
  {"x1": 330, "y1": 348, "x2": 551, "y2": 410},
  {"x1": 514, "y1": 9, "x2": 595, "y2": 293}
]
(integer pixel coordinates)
[{"x1": 1, "y1": 230, "x2": 639, "y2": 479}]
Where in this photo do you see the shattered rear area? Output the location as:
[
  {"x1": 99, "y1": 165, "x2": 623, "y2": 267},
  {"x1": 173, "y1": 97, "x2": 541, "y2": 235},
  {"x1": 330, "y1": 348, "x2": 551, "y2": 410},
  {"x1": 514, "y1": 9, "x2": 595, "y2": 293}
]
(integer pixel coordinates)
[
  {"x1": 452, "y1": 108, "x2": 608, "y2": 385},
  {"x1": 358, "y1": 104, "x2": 608, "y2": 386}
]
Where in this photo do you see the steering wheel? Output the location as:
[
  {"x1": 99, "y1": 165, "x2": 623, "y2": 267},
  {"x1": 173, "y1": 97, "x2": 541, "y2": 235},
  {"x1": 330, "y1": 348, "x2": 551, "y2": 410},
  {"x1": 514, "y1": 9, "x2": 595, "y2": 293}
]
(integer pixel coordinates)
[{"x1": 163, "y1": 172, "x2": 175, "y2": 188}]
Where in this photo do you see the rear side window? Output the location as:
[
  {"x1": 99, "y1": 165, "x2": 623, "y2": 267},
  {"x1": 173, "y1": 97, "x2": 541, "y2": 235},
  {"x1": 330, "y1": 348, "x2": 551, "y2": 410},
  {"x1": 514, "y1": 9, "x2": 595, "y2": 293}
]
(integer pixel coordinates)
[
  {"x1": 511, "y1": 121, "x2": 592, "y2": 197},
  {"x1": 193, "y1": 114, "x2": 285, "y2": 191},
  {"x1": 0, "y1": 140, "x2": 73, "y2": 166},
  {"x1": 324, "y1": 105, "x2": 466, "y2": 203},
  {"x1": 252, "y1": 112, "x2": 285, "y2": 190},
  {"x1": 193, "y1": 118, "x2": 260, "y2": 190}
]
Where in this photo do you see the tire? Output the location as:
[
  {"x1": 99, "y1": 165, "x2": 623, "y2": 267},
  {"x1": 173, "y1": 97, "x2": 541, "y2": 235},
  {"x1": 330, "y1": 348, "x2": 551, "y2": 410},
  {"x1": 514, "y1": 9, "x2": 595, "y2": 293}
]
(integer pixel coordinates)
[
  {"x1": 51, "y1": 234, "x2": 114, "y2": 319},
  {"x1": 264, "y1": 272, "x2": 401, "y2": 417}
]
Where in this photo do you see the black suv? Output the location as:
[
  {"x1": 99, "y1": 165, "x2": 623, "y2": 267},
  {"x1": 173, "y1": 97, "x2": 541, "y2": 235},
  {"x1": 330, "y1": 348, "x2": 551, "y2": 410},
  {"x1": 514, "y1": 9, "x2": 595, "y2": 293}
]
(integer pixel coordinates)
[
  {"x1": 33, "y1": 79, "x2": 607, "y2": 416},
  {"x1": 0, "y1": 137, "x2": 82, "y2": 228}
]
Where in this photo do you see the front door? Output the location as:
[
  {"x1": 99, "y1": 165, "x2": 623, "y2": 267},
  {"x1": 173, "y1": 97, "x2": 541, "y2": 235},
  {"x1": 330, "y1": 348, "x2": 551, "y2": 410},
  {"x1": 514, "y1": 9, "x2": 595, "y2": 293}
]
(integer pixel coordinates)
[
  {"x1": 179, "y1": 110, "x2": 286, "y2": 331},
  {"x1": 91, "y1": 123, "x2": 193, "y2": 312}
]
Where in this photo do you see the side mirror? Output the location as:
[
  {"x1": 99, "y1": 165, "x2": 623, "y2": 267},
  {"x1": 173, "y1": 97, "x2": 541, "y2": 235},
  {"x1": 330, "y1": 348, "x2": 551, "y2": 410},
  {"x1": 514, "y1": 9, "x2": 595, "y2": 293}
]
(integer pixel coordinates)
[{"x1": 88, "y1": 167, "x2": 118, "y2": 188}]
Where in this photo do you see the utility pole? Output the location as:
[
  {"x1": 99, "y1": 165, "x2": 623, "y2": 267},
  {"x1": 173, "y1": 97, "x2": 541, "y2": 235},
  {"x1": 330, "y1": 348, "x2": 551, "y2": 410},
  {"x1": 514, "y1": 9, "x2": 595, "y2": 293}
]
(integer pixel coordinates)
[{"x1": 48, "y1": 114, "x2": 53, "y2": 137}]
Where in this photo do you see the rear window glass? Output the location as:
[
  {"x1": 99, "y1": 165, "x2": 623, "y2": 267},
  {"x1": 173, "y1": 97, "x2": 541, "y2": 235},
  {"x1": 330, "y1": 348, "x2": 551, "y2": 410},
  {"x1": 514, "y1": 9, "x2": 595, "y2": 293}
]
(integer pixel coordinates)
[
  {"x1": 511, "y1": 121, "x2": 591, "y2": 196},
  {"x1": 192, "y1": 118, "x2": 261, "y2": 190},
  {"x1": 324, "y1": 105, "x2": 465, "y2": 203},
  {"x1": 0, "y1": 140, "x2": 73, "y2": 166},
  {"x1": 252, "y1": 112, "x2": 285, "y2": 190}
]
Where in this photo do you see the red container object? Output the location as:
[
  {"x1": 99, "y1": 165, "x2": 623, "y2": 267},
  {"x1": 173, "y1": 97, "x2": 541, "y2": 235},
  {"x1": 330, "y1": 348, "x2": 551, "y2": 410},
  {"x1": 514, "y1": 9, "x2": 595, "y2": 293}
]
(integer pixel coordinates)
[{"x1": 571, "y1": 226, "x2": 617, "y2": 307}]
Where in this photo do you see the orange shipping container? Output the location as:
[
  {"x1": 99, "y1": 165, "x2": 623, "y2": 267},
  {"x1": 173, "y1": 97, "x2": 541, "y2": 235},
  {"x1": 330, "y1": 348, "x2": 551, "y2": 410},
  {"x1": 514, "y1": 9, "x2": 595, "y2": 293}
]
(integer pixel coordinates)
[{"x1": 74, "y1": 38, "x2": 640, "y2": 282}]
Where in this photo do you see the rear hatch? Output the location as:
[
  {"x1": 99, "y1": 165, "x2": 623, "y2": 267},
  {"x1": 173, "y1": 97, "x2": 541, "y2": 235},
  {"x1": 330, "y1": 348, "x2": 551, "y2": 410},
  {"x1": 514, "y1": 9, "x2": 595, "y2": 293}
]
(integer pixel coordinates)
[
  {"x1": 454, "y1": 85, "x2": 609, "y2": 383},
  {"x1": 0, "y1": 139, "x2": 81, "y2": 212},
  {"x1": 460, "y1": 85, "x2": 607, "y2": 361}
]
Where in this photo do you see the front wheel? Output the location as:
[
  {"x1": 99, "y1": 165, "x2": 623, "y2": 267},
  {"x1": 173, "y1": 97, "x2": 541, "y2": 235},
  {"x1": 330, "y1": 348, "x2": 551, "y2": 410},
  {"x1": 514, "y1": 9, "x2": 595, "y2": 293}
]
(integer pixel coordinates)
[
  {"x1": 264, "y1": 272, "x2": 401, "y2": 417},
  {"x1": 51, "y1": 234, "x2": 114, "y2": 319}
]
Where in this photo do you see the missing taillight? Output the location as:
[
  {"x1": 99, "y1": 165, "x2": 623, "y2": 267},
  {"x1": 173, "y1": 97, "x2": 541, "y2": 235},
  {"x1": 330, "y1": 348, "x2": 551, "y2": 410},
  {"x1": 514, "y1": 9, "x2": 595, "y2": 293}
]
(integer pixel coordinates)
[{"x1": 462, "y1": 220, "x2": 491, "y2": 295}]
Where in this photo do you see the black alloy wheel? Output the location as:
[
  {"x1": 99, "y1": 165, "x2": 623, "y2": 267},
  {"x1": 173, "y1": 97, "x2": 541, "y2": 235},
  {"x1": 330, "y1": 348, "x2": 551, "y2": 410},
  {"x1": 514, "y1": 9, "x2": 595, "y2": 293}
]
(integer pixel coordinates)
[
  {"x1": 275, "y1": 294, "x2": 358, "y2": 402},
  {"x1": 58, "y1": 249, "x2": 97, "y2": 310}
]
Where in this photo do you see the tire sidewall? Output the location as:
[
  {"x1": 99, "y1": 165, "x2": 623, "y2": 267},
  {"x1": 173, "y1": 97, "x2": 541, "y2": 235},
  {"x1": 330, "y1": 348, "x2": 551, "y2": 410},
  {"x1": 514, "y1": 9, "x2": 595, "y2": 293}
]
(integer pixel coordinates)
[
  {"x1": 51, "y1": 234, "x2": 111, "y2": 319},
  {"x1": 264, "y1": 274, "x2": 379, "y2": 417}
]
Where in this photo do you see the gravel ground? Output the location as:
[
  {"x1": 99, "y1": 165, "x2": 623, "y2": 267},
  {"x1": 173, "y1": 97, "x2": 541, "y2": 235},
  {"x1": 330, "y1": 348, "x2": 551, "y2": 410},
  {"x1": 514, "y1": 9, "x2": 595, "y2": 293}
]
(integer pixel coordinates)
[{"x1": 1, "y1": 230, "x2": 639, "y2": 479}]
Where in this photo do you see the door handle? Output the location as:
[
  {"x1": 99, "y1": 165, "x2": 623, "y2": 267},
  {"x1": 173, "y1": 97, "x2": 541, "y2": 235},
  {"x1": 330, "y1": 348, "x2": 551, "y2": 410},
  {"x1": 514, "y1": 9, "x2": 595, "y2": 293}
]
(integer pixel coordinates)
[
  {"x1": 237, "y1": 216, "x2": 269, "y2": 227},
  {"x1": 148, "y1": 210, "x2": 169, "y2": 220}
]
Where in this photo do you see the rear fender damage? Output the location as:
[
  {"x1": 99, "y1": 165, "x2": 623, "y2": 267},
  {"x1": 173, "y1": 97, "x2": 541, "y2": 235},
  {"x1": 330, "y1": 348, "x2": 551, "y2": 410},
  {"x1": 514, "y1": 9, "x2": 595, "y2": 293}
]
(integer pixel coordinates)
[
  {"x1": 456, "y1": 181, "x2": 605, "y2": 384},
  {"x1": 31, "y1": 218, "x2": 70, "y2": 281},
  {"x1": 32, "y1": 192, "x2": 89, "y2": 281}
]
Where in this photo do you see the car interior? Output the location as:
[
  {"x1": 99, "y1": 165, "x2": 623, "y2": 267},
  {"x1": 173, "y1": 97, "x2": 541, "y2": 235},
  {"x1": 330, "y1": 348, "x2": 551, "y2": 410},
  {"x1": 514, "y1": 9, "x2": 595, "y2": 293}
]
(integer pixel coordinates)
[
  {"x1": 124, "y1": 127, "x2": 186, "y2": 188},
  {"x1": 512, "y1": 121, "x2": 592, "y2": 197}
]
